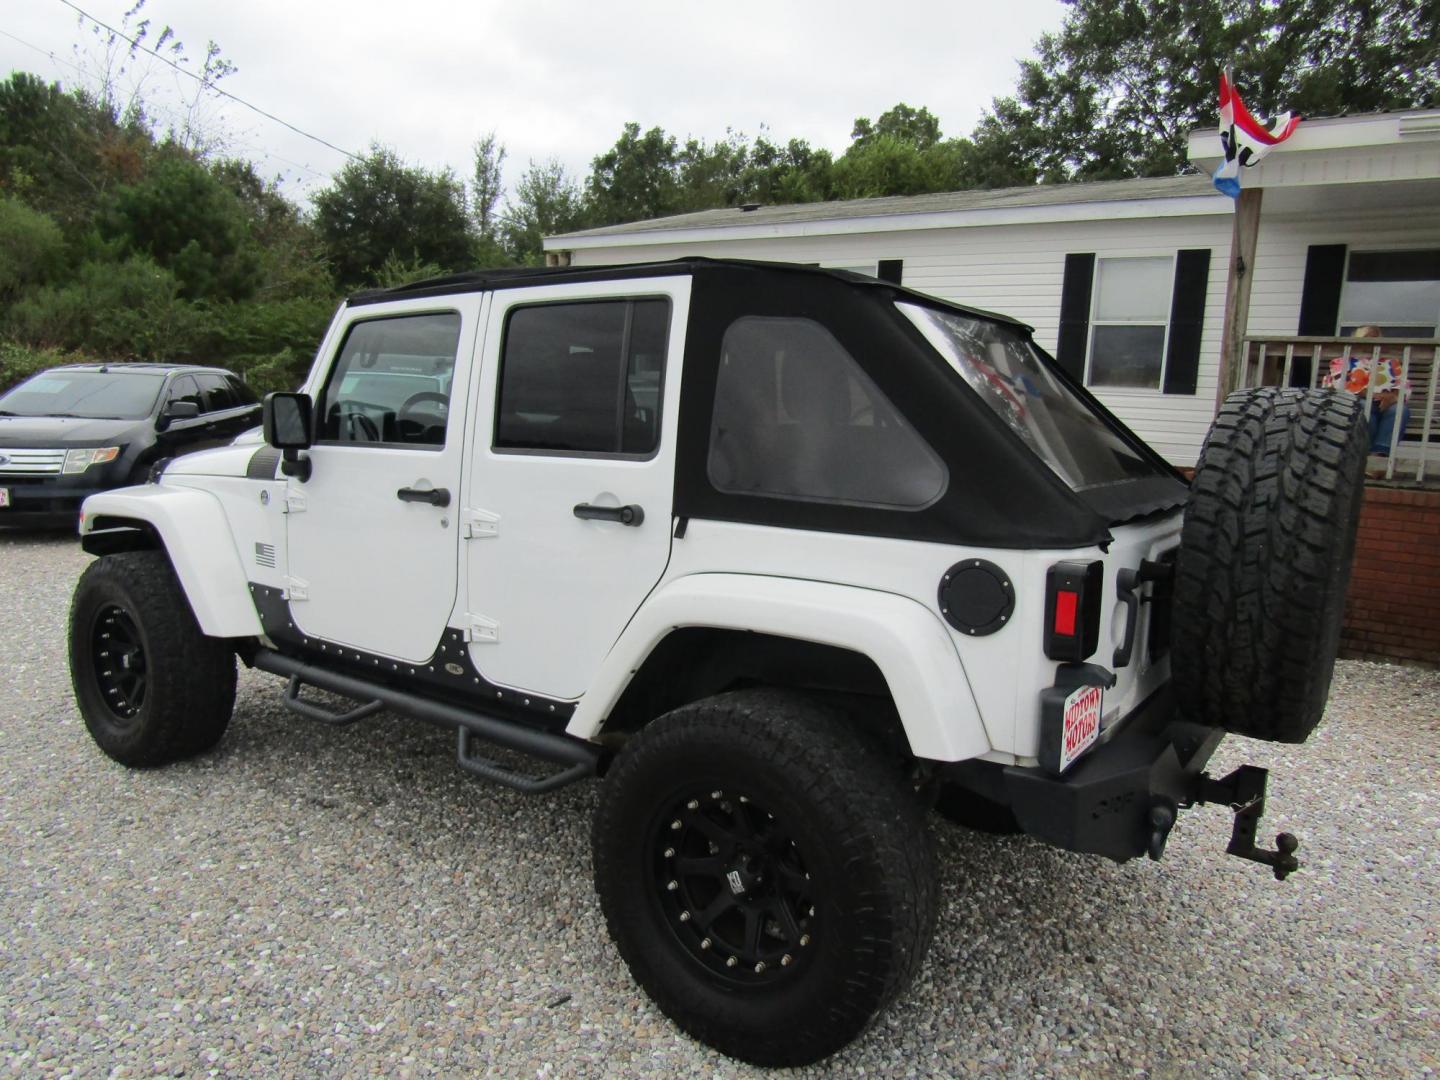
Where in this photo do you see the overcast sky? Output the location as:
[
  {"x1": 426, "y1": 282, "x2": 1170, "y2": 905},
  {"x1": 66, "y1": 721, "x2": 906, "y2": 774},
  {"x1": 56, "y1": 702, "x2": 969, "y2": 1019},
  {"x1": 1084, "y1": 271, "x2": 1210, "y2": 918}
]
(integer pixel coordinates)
[{"x1": 3, "y1": 0, "x2": 1068, "y2": 205}]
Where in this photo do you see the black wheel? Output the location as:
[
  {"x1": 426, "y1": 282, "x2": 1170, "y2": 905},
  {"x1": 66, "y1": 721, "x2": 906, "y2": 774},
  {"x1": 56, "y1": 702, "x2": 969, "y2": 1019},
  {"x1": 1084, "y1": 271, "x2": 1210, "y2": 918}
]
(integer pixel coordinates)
[
  {"x1": 1172, "y1": 388, "x2": 1367, "y2": 742},
  {"x1": 591, "y1": 689, "x2": 937, "y2": 1067},
  {"x1": 69, "y1": 551, "x2": 237, "y2": 765}
]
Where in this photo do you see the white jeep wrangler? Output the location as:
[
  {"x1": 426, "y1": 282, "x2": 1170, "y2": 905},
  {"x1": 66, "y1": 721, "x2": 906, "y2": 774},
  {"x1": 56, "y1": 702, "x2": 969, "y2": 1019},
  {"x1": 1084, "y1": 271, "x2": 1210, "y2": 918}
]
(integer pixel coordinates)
[{"x1": 68, "y1": 259, "x2": 1366, "y2": 1066}]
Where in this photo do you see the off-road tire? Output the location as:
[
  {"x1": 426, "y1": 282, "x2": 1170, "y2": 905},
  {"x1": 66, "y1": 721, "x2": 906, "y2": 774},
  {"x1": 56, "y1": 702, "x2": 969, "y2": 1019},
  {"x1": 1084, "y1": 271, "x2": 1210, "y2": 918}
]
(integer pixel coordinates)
[
  {"x1": 1172, "y1": 388, "x2": 1367, "y2": 742},
  {"x1": 591, "y1": 688, "x2": 938, "y2": 1067},
  {"x1": 69, "y1": 550, "x2": 237, "y2": 765}
]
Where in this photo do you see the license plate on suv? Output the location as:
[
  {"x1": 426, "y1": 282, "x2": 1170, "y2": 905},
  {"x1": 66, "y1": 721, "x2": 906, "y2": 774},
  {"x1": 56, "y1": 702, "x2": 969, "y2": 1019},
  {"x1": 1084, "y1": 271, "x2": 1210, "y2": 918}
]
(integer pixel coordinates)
[{"x1": 0, "y1": 487, "x2": 9, "y2": 508}]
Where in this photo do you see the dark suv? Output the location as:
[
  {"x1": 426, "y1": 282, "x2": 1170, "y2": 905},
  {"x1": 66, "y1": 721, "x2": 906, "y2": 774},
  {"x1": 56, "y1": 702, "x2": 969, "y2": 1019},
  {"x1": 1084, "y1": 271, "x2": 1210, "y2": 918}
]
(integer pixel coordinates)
[{"x1": 0, "y1": 363, "x2": 260, "y2": 526}]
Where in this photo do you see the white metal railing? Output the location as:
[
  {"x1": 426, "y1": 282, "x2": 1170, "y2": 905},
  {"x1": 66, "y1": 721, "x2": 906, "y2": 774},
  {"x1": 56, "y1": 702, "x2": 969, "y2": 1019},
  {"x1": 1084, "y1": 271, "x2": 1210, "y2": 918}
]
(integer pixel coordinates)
[{"x1": 1237, "y1": 336, "x2": 1439, "y2": 483}]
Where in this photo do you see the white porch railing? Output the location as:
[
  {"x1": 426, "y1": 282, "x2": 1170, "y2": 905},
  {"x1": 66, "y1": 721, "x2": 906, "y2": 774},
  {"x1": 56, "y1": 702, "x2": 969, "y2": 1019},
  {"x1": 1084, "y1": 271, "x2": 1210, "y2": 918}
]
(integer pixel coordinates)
[{"x1": 1236, "y1": 335, "x2": 1439, "y2": 483}]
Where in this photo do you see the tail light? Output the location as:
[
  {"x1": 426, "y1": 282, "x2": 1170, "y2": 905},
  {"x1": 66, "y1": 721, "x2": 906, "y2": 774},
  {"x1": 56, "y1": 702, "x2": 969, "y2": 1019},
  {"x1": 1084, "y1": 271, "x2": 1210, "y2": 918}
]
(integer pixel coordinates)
[{"x1": 1044, "y1": 560, "x2": 1102, "y2": 662}]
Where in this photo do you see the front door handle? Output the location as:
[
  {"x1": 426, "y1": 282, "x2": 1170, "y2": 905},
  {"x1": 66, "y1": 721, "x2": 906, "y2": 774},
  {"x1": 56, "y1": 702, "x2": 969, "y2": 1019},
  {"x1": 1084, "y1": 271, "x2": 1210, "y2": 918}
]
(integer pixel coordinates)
[
  {"x1": 574, "y1": 502, "x2": 644, "y2": 526},
  {"x1": 397, "y1": 486, "x2": 451, "y2": 508}
]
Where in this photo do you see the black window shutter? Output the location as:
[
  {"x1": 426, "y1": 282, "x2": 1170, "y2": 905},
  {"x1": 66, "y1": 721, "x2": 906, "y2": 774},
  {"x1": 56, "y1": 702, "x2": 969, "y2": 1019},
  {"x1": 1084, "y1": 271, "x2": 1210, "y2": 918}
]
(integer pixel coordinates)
[
  {"x1": 1056, "y1": 253, "x2": 1095, "y2": 381},
  {"x1": 1162, "y1": 249, "x2": 1211, "y2": 395},
  {"x1": 877, "y1": 259, "x2": 903, "y2": 284},
  {"x1": 1297, "y1": 244, "x2": 1346, "y2": 335}
]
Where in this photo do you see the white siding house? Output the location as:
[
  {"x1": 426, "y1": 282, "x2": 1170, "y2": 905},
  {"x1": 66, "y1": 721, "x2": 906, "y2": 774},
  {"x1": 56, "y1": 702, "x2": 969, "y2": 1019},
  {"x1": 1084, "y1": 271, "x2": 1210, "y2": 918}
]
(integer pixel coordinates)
[{"x1": 545, "y1": 112, "x2": 1440, "y2": 470}]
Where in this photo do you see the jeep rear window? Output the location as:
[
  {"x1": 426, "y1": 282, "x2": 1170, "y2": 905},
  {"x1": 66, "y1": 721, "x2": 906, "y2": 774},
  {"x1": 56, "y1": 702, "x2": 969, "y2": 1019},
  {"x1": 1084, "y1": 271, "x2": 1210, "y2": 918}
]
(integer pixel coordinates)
[
  {"x1": 708, "y1": 316, "x2": 947, "y2": 510},
  {"x1": 898, "y1": 303, "x2": 1159, "y2": 492}
]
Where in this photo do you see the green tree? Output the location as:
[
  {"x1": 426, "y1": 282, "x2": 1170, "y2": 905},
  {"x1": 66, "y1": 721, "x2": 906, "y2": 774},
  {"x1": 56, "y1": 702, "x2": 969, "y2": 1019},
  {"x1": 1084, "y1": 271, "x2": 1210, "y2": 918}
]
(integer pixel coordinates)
[
  {"x1": 312, "y1": 144, "x2": 473, "y2": 287},
  {"x1": 585, "y1": 123, "x2": 683, "y2": 227},
  {"x1": 0, "y1": 73, "x2": 150, "y2": 232},
  {"x1": 471, "y1": 132, "x2": 507, "y2": 243},
  {"x1": 0, "y1": 198, "x2": 66, "y2": 299},
  {"x1": 740, "y1": 136, "x2": 835, "y2": 204},
  {"x1": 501, "y1": 159, "x2": 583, "y2": 265},
  {"x1": 976, "y1": 0, "x2": 1440, "y2": 182},
  {"x1": 850, "y1": 103, "x2": 944, "y2": 151},
  {"x1": 99, "y1": 153, "x2": 261, "y2": 300}
]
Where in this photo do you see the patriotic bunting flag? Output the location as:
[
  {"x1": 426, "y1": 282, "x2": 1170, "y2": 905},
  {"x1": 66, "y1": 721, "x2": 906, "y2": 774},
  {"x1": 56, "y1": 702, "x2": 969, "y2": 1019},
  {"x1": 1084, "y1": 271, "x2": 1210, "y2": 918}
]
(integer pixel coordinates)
[{"x1": 1214, "y1": 70, "x2": 1301, "y2": 198}]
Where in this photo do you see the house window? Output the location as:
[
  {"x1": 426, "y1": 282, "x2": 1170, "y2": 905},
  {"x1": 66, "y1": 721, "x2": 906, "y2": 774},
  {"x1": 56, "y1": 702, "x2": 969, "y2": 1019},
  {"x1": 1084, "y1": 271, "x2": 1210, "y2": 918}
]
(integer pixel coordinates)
[
  {"x1": 1338, "y1": 250, "x2": 1440, "y2": 337},
  {"x1": 1086, "y1": 256, "x2": 1173, "y2": 389}
]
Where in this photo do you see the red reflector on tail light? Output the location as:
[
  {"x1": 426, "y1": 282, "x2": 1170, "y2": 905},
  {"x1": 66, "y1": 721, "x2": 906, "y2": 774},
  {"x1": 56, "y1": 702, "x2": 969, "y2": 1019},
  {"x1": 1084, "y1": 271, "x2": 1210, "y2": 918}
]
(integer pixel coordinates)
[
  {"x1": 1053, "y1": 590, "x2": 1078, "y2": 636},
  {"x1": 1044, "y1": 560, "x2": 1103, "y2": 662}
]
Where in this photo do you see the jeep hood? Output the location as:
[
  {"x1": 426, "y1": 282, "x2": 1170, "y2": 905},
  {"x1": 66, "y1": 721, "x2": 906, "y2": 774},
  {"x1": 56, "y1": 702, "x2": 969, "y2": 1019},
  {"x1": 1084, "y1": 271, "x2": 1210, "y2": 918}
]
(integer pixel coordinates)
[{"x1": 162, "y1": 445, "x2": 258, "y2": 478}]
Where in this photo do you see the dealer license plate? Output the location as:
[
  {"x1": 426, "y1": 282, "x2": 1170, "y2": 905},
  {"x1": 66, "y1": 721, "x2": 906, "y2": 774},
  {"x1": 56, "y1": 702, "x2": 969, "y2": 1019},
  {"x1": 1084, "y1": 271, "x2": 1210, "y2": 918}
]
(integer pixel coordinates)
[
  {"x1": 1059, "y1": 684, "x2": 1103, "y2": 772},
  {"x1": 0, "y1": 487, "x2": 9, "y2": 509}
]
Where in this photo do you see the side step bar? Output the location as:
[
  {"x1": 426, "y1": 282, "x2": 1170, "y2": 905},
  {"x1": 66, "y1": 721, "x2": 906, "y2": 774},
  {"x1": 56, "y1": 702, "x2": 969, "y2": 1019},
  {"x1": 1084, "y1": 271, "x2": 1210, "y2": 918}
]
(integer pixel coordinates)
[{"x1": 252, "y1": 649, "x2": 601, "y2": 795}]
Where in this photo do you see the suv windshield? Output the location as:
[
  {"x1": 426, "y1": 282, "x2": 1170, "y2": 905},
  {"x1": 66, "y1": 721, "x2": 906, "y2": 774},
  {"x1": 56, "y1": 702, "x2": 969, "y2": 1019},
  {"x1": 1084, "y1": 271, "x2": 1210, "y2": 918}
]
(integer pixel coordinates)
[
  {"x1": 898, "y1": 303, "x2": 1162, "y2": 492},
  {"x1": 0, "y1": 370, "x2": 166, "y2": 420}
]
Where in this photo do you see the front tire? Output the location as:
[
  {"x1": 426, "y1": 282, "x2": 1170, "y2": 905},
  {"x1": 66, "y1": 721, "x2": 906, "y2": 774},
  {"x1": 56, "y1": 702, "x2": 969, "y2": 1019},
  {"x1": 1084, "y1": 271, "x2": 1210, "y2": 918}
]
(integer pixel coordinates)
[
  {"x1": 591, "y1": 689, "x2": 937, "y2": 1067},
  {"x1": 69, "y1": 551, "x2": 236, "y2": 765}
]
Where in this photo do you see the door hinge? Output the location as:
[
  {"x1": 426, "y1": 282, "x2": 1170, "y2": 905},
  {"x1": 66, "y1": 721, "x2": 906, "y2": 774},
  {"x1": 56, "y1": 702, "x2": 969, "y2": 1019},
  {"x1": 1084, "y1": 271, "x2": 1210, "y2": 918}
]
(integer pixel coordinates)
[
  {"x1": 283, "y1": 489, "x2": 307, "y2": 514},
  {"x1": 464, "y1": 613, "x2": 499, "y2": 643},
  {"x1": 283, "y1": 576, "x2": 309, "y2": 602},
  {"x1": 463, "y1": 508, "x2": 499, "y2": 539}
]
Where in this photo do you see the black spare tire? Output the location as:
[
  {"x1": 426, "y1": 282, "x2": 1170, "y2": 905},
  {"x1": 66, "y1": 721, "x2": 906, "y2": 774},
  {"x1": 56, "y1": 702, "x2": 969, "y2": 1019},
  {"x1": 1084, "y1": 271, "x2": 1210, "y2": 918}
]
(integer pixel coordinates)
[{"x1": 1172, "y1": 388, "x2": 1367, "y2": 743}]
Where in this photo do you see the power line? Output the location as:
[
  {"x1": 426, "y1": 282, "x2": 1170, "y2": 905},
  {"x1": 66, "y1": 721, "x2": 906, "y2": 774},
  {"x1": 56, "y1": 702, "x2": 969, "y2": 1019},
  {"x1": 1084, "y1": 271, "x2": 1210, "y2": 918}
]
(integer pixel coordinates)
[
  {"x1": 54, "y1": 0, "x2": 359, "y2": 161},
  {"x1": 0, "y1": 27, "x2": 90, "y2": 79}
]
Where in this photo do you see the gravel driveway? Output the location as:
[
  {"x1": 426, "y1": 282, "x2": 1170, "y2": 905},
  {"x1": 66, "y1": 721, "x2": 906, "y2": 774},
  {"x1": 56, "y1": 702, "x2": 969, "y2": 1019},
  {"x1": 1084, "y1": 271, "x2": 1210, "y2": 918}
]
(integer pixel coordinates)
[{"x1": 2, "y1": 531, "x2": 1437, "y2": 1078}]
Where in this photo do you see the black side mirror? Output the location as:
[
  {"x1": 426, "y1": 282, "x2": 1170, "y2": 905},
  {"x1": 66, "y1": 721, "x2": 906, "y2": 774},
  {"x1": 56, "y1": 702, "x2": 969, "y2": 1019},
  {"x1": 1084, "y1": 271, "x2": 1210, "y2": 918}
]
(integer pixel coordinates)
[
  {"x1": 157, "y1": 400, "x2": 200, "y2": 431},
  {"x1": 263, "y1": 392, "x2": 314, "y2": 481}
]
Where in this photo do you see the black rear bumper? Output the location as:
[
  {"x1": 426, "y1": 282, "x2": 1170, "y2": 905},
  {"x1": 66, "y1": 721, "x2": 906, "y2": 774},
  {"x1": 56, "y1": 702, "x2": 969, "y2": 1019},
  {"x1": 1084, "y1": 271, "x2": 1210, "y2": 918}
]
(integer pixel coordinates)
[
  {"x1": 944, "y1": 685, "x2": 1225, "y2": 864},
  {"x1": 1001, "y1": 685, "x2": 1222, "y2": 861}
]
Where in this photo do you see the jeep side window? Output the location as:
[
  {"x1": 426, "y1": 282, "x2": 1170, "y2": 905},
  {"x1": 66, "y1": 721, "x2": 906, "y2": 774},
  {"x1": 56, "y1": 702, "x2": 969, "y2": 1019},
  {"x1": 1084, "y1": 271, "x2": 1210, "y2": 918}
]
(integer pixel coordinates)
[
  {"x1": 708, "y1": 316, "x2": 947, "y2": 509},
  {"x1": 318, "y1": 312, "x2": 461, "y2": 446},
  {"x1": 494, "y1": 299, "x2": 670, "y2": 456}
]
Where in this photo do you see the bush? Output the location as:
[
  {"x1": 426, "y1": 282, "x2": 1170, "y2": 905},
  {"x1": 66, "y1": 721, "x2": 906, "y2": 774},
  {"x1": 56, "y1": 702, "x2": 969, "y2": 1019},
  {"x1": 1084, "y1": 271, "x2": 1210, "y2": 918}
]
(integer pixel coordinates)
[
  {"x1": 0, "y1": 198, "x2": 65, "y2": 299},
  {"x1": 5, "y1": 255, "x2": 191, "y2": 357}
]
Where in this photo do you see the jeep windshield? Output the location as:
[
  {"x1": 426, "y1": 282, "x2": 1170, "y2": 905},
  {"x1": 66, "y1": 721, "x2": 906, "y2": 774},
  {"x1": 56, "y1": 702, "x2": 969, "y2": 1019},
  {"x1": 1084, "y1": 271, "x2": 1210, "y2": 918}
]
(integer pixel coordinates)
[
  {"x1": 898, "y1": 302, "x2": 1168, "y2": 493},
  {"x1": 0, "y1": 370, "x2": 165, "y2": 420}
]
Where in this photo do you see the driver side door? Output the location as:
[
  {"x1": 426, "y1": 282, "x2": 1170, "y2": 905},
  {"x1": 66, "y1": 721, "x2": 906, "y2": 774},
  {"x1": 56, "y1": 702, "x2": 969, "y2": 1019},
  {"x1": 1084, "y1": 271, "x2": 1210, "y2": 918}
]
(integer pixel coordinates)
[{"x1": 283, "y1": 296, "x2": 483, "y2": 663}]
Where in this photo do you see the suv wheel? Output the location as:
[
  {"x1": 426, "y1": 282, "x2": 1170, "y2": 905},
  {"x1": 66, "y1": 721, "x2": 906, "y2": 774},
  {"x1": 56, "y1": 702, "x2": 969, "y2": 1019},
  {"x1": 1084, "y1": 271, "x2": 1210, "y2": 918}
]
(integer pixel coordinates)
[
  {"x1": 69, "y1": 551, "x2": 236, "y2": 765},
  {"x1": 1173, "y1": 388, "x2": 1367, "y2": 742},
  {"x1": 591, "y1": 689, "x2": 937, "y2": 1067}
]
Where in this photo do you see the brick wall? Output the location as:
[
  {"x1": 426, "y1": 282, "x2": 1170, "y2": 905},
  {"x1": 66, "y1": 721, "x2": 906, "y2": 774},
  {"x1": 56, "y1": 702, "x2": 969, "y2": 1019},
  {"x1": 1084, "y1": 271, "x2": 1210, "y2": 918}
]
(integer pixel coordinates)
[{"x1": 1340, "y1": 486, "x2": 1440, "y2": 667}]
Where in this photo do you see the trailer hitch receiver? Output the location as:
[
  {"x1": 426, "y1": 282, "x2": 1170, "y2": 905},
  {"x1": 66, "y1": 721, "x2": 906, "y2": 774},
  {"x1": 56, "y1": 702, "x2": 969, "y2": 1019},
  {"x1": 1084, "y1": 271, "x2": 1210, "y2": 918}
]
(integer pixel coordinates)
[{"x1": 1191, "y1": 764, "x2": 1301, "y2": 880}]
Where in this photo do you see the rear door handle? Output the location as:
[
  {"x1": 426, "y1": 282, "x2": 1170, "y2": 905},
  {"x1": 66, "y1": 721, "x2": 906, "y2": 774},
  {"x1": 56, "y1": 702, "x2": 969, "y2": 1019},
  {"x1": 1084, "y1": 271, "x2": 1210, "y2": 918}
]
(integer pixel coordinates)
[
  {"x1": 573, "y1": 502, "x2": 644, "y2": 526},
  {"x1": 397, "y1": 486, "x2": 451, "y2": 507}
]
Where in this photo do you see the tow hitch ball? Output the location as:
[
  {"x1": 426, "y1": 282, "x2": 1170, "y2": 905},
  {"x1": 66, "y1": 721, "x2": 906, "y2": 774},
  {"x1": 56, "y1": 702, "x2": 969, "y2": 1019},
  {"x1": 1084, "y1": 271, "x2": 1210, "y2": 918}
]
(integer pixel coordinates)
[{"x1": 1147, "y1": 765, "x2": 1301, "y2": 881}]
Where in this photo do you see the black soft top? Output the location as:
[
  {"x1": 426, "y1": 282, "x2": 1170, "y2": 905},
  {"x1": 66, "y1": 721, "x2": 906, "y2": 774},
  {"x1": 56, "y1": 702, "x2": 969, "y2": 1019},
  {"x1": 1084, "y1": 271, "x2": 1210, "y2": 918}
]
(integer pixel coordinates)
[
  {"x1": 348, "y1": 257, "x2": 1030, "y2": 330},
  {"x1": 352, "y1": 258, "x2": 1184, "y2": 550}
]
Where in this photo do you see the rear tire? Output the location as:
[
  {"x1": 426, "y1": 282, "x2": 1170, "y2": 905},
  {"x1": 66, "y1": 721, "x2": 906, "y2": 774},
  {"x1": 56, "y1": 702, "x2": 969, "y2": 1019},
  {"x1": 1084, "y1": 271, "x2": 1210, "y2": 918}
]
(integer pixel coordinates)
[
  {"x1": 69, "y1": 551, "x2": 236, "y2": 765},
  {"x1": 1172, "y1": 388, "x2": 1367, "y2": 742},
  {"x1": 591, "y1": 688, "x2": 937, "y2": 1067}
]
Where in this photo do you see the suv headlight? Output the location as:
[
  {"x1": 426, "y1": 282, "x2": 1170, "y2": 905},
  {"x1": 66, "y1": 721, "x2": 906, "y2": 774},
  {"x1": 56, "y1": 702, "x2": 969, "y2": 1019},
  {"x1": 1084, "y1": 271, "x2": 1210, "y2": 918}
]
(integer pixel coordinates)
[{"x1": 62, "y1": 447, "x2": 121, "y2": 474}]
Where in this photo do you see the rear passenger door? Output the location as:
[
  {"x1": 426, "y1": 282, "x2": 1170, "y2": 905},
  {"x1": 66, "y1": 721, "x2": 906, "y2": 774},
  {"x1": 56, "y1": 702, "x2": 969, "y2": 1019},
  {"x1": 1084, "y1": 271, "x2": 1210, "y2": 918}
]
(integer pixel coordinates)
[{"x1": 462, "y1": 277, "x2": 689, "y2": 700}]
